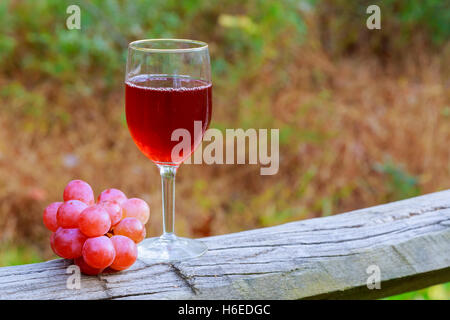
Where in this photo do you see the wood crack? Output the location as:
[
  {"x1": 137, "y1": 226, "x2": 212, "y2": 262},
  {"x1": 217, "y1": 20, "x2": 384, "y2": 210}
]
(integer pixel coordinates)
[{"x1": 193, "y1": 271, "x2": 284, "y2": 278}]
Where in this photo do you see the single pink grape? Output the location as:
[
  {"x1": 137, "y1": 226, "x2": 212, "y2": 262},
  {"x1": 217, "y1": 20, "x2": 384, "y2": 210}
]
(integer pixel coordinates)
[
  {"x1": 82, "y1": 236, "x2": 116, "y2": 269},
  {"x1": 43, "y1": 202, "x2": 63, "y2": 232},
  {"x1": 63, "y1": 179, "x2": 95, "y2": 205},
  {"x1": 53, "y1": 228, "x2": 87, "y2": 259},
  {"x1": 74, "y1": 257, "x2": 104, "y2": 276},
  {"x1": 113, "y1": 217, "x2": 146, "y2": 243},
  {"x1": 99, "y1": 201, "x2": 123, "y2": 227},
  {"x1": 78, "y1": 205, "x2": 111, "y2": 237},
  {"x1": 109, "y1": 235, "x2": 138, "y2": 271},
  {"x1": 121, "y1": 198, "x2": 150, "y2": 224},
  {"x1": 56, "y1": 200, "x2": 88, "y2": 228},
  {"x1": 97, "y1": 188, "x2": 127, "y2": 205}
]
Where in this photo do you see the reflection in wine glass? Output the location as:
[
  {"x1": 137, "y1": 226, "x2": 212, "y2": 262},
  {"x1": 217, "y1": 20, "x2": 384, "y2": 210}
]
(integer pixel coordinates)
[{"x1": 125, "y1": 39, "x2": 212, "y2": 262}]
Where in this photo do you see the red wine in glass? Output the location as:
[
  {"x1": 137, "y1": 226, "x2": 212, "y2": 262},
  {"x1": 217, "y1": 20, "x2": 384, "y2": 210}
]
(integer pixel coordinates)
[{"x1": 125, "y1": 75, "x2": 212, "y2": 165}]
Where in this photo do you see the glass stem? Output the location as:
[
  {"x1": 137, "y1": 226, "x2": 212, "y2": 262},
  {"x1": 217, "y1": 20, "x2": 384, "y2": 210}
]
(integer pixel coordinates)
[{"x1": 158, "y1": 165, "x2": 178, "y2": 240}]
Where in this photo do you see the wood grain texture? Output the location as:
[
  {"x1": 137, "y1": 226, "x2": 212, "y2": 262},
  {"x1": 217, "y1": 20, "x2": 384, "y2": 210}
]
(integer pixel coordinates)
[{"x1": 1, "y1": 190, "x2": 449, "y2": 300}]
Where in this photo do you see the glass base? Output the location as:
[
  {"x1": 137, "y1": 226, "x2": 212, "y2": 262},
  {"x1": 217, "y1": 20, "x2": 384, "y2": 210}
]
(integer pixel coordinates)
[{"x1": 138, "y1": 234, "x2": 207, "y2": 263}]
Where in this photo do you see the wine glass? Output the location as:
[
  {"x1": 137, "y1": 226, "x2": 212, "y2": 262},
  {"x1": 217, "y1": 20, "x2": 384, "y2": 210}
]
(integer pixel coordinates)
[{"x1": 125, "y1": 39, "x2": 211, "y2": 262}]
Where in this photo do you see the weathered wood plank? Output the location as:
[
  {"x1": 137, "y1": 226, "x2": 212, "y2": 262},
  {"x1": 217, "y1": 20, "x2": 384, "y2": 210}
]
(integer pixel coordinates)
[{"x1": 0, "y1": 190, "x2": 449, "y2": 300}]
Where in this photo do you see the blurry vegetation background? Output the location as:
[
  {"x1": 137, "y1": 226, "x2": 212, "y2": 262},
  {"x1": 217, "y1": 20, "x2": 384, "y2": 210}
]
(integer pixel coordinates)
[{"x1": 0, "y1": 0, "x2": 449, "y2": 299}]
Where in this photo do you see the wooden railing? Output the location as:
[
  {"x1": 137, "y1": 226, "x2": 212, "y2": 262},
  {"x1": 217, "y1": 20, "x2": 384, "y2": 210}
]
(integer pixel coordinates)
[{"x1": 0, "y1": 190, "x2": 449, "y2": 299}]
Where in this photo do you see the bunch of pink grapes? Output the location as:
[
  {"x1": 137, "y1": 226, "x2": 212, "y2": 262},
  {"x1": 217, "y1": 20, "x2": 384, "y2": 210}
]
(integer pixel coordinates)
[{"x1": 43, "y1": 180, "x2": 150, "y2": 275}]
